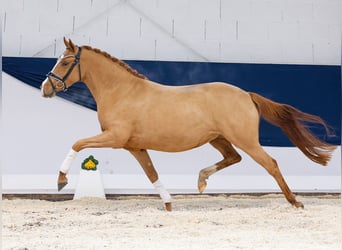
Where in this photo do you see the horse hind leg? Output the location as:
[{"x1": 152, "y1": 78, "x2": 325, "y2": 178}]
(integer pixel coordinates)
[
  {"x1": 242, "y1": 144, "x2": 304, "y2": 208},
  {"x1": 198, "y1": 137, "x2": 241, "y2": 193},
  {"x1": 128, "y1": 149, "x2": 172, "y2": 211}
]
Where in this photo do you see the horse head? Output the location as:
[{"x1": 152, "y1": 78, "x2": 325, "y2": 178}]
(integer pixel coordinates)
[{"x1": 41, "y1": 37, "x2": 82, "y2": 97}]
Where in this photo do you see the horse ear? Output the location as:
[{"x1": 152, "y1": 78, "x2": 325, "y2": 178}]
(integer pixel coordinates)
[
  {"x1": 63, "y1": 37, "x2": 69, "y2": 48},
  {"x1": 68, "y1": 39, "x2": 77, "y2": 52},
  {"x1": 63, "y1": 37, "x2": 76, "y2": 52}
]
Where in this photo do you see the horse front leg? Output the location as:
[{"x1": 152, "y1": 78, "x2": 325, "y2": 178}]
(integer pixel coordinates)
[
  {"x1": 128, "y1": 149, "x2": 172, "y2": 211},
  {"x1": 57, "y1": 131, "x2": 123, "y2": 191}
]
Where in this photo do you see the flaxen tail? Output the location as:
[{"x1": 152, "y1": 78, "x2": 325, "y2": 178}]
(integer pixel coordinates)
[{"x1": 249, "y1": 92, "x2": 336, "y2": 166}]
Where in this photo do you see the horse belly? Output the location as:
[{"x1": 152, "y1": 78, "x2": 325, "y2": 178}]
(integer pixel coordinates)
[
  {"x1": 126, "y1": 117, "x2": 218, "y2": 152},
  {"x1": 127, "y1": 132, "x2": 217, "y2": 152}
]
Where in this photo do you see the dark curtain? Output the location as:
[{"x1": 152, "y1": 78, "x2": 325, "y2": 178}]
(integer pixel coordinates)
[{"x1": 3, "y1": 57, "x2": 341, "y2": 146}]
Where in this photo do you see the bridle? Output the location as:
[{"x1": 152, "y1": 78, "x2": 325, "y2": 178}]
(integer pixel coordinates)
[{"x1": 45, "y1": 46, "x2": 82, "y2": 94}]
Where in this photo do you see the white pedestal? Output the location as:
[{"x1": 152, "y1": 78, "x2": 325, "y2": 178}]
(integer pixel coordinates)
[{"x1": 73, "y1": 169, "x2": 106, "y2": 200}]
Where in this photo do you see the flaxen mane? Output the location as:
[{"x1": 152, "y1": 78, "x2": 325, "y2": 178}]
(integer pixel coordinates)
[{"x1": 82, "y1": 45, "x2": 148, "y2": 80}]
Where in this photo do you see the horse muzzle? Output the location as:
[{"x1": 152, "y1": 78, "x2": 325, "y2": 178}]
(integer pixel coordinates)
[{"x1": 41, "y1": 78, "x2": 56, "y2": 98}]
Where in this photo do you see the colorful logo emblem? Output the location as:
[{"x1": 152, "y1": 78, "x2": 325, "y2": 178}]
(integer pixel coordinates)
[{"x1": 81, "y1": 155, "x2": 99, "y2": 171}]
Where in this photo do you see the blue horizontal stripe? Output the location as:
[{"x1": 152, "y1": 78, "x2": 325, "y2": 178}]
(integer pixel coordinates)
[{"x1": 3, "y1": 57, "x2": 340, "y2": 146}]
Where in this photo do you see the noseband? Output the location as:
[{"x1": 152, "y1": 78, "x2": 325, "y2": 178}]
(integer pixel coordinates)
[{"x1": 46, "y1": 46, "x2": 82, "y2": 93}]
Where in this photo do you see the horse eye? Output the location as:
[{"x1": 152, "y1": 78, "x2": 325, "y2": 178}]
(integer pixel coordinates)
[{"x1": 61, "y1": 61, "x2": 69, "y2": 66}]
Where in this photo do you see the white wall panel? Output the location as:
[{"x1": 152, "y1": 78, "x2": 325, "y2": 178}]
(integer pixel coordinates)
[
  {"x1": 220, "y1": 41, "x2": 253, "y2": 62},
  {"x1": 219, "y1": 19, "x2": 237, "y2": 41},
  {"x1": 76, "y1": 15, "x2": 108, "y2": 38},
  {"x1": 314, "y1": 41, "x2": 341, "y2": 65},
  {"x1": 173, "y1": 17, "x2": 205, "y2": 41},
  {"x1": 313, "y1": 0, "x2": 341, "y2": 23},
  {"x1": 250, "y1": 1, "x2": 282, "y2": 22},
  {"x1": 237, "y1": 21, "x2": 269, "y2": 42},
  {"x1": 298, "y1": 21, "x2": 330, "y2": 42},
  {"x1": 204, "y1": 19, "x2": 220, "y2": 41},
  {"x1": 249, "y1": 42, "x2": 283, "y2": 63},
  {"x1": 107, "y1": 7, "x2": 141, "y2": 40},
  {"x1": 282, "y1": 1, "x2": 314, "y2": 22},
  {"x1": 88, "y1": 36, "x2": 122, "y2": 57},
  {"x1": 140, "y1": 17, "x2": 169, "y2": 40},
  {"x1": 90, "y1": 0, "x2": 120, "y2": 13},
  {"x1": 38, "y1": 12, "x2": 74, "y2": 36},
  {"x1": 151, "y1": 0, "x2": 189, "y2": 21},
  {"x1": 3, "y1": 0, "x2": 24, "y2": 13},
  {"x1": 190, "y1": 41, "x2": 221, "y2": 62},
  {"x1": 188, "y1": 0, "x2": 220, "y2": 20},
  {"x1": 3, "y1": 0, "x2": 340, "y2": 64},
  {"x1": 2, "y1": 33, "x2": 21, "y2": 56},
  {"x1": 20, "y1": 35, "x2": 50, "y2": 57},
  {"x1": 121, "y1": 39, "x2": 156, "y2": 59},
  {"x1": 282, "y1": 41, "x2": 314, "y2": 64},
  {"x1": 221, "y1": 0, "x2": 253, "y2": 21},
  {"x1": 269, "y1": 21, "x2": 299, "y2": 42},
  {"x1": 6, "y1": 11, "x2": 39, "y2": 36},
  {"x1": 157, "y1": 39, "x2": 208, "y2": 61},
  {"x1": 328, "y1": 24, "x2": 341, "y2": 43},
  {"x1": 24, "y1": 0, "x2": 58, "y2": 14}
]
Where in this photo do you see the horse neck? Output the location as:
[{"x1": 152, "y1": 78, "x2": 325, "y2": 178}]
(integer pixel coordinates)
[{"x1": 81, "y1": 50, "x2": 143, "y2": 103}]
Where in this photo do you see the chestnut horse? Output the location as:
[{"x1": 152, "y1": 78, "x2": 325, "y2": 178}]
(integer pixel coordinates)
[{"x1": 41, "y1": 38, "x2": 335, "y2": 211}]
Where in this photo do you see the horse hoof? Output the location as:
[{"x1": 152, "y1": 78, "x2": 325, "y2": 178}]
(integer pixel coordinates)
[
  {"x1": 198, "y1": 178, "x2": 207, "y2": 193},
  {"x1": 294, "y1": 201, "x2": 304, "y2": 209},
  {"x1": 165, "y1": 202, "x2": 172, "y2": 212},
  {"x1": 197, "y1": 174, "x2": 207, "y2": 193},
  {"x1": 58, "y1": 182, "x2": 68, "y2": 191},
  {"x1": 293, "y1": 201, "x2": 304, "y2": 209},
  {"x1": 57, "y1": 171, "x2": 68, "y2": 191},
  {"x1": 198, "y1": 184, "x2": 206, "y2": 193}
]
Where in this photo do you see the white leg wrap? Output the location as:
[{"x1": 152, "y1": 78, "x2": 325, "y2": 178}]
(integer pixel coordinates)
[
  {"x1": 60, "y1": 149, "x2": 77, "y2": 174},
  {"x1": 153, "y1": 179, "x2": 172, "y2": 203}
]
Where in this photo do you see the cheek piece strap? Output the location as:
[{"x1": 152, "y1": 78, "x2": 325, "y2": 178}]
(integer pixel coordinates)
[{"x1": 45, "y1": 46, "x2": 82, "y2": 93}]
